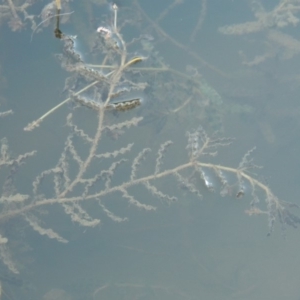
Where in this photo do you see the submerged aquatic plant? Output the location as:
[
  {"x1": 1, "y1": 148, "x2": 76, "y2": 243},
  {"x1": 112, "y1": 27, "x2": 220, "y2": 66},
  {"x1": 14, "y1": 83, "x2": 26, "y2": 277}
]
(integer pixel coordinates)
[{"x1": 0, "y1": 2, "x2": 299, "y2": 280}]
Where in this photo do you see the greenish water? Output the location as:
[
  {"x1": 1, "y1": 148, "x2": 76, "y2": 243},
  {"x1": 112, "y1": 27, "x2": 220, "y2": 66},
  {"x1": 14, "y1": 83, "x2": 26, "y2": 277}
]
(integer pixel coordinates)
[{"x1": 1, "y1": 1, "x2": 300, "y2": 299}]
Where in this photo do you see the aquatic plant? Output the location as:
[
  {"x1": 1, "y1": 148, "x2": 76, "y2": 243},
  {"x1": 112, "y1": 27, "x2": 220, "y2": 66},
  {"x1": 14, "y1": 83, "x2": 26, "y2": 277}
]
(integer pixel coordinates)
[{"x1": 1, "y1": 2, "x2": 299, "y2": 280}]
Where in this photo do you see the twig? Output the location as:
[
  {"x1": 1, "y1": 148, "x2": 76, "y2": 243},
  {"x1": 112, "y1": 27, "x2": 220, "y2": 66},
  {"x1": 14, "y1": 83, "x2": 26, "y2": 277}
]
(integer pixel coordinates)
[
  {"x1": 6, "y1": 0, "x2": 19, "y2": 20},
  {"x1": 133, "y1": 0, "x2": 229, "y2": 78},
  {"x1": 30, "y1": 11, "x2": 74, "y2": 41},
  {"x1": 23, "y1": 76, "x2": 112, "y2": 131},
  {"x1": 55, "y1": 0, "x2": 61, "y2": 11},
  {"x1": 156, "y1": 0, "x2": 184, "y2": 23},
  {"x1": 189, "y1": 0, "x2": 207, "y2": 42}
]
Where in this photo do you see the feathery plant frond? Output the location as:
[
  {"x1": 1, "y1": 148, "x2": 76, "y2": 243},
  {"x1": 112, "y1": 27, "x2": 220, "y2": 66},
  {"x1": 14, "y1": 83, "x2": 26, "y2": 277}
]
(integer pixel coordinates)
[{"x1": 0, "y1": 4, "x2": 299, "y2": 275}]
